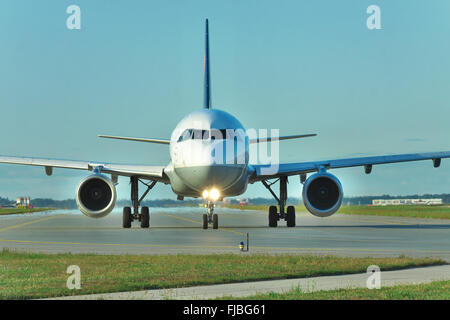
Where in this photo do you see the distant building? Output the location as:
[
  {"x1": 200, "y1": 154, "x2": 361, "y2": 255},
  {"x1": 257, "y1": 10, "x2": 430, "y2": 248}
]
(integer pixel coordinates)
[
  {"x1": 372, "y1": 198, "x2": 443, "y2": 206},
  {"x1": 16, "y1": 197, "x2": 32, "y2": 208},
  {"x1": 237, "y1": 198, "x2": 249, "y2": 207}
]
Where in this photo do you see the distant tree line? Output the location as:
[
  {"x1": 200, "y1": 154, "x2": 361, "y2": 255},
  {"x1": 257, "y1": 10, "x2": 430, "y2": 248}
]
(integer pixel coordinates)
[
  {"x1": 231, "y1": 195, "x2": 450, "y2": 206},
  {"x1": 340, "y1": 194, "x2": 450, "y2": 206},
  {"x1": 0, "y1": 197, "x2": 13, "y2": 206},
  {"x1": 0, "y1": 194, "x2": 449, "y2": 209}
]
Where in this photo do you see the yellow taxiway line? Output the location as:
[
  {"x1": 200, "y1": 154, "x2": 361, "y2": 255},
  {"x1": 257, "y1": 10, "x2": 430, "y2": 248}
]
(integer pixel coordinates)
[
  {"x1": 160, "y1": 212, "x2": 243, "y2": 235},
  {"x1": 0, "y1": 214, "x2": 66, "y2": 233},
  {"x1": 0, "y1": 237, "x2": 448, "y2": 255}
]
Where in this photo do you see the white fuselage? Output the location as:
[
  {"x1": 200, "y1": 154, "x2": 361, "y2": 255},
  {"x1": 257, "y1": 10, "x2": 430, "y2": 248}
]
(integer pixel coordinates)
[{"x1": 164, "y1": 109, "x2": 250, "y2": 198}]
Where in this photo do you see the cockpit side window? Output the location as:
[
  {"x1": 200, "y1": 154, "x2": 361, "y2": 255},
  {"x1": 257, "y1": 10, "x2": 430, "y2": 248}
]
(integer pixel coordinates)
[{"x1": 177, "y1": 129, "x2": 193, "y2": 142}]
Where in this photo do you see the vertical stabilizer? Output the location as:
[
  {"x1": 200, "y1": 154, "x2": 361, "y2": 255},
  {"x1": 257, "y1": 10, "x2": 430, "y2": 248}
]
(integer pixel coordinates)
[{"x1": 204, "y1": 19, "x2": 211, "y2": 109}]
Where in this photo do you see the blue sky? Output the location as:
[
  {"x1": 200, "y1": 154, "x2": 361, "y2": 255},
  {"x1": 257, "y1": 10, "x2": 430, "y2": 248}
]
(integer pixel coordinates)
[{"x1": 0, "y1": 0, "x2": 449, "y2": 200}]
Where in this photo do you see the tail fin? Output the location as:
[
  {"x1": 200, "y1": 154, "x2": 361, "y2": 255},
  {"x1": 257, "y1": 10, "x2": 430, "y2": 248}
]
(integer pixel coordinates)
[{"x1": 204, "y1": 19, "x2": 211, "y2": 109}]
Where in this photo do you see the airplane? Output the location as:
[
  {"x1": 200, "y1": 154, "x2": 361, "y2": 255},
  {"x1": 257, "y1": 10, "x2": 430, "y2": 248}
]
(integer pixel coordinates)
[{"x1": 1, "y1": 19, "x2": 449, "y2": 230}]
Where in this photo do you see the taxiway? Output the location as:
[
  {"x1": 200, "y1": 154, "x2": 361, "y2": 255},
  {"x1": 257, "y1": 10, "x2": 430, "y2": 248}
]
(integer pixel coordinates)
[{"x1": 0, "y1": 207, "x2": 449, "y2": 260}]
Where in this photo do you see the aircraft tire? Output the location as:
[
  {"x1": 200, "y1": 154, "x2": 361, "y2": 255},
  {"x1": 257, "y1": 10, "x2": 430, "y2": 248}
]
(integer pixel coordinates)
[
  {"x1": 269, "y1": 206, "x2": 278, "y2": 227},
  {"x1": 286, "y1": 205, "x2": 295, "y2": 227},
  {"x1": 123, "y1": 207, "x2": 132, "y2": 228},
  {"x1": 203, "y1": 214, "x2": 208, "y2": 229},
  {"x1": 141, "y1": 206, "x2": 150, "y2": 228},
  {"x1": 212, "y1": 214, "x2": 218, "y2": 229}
]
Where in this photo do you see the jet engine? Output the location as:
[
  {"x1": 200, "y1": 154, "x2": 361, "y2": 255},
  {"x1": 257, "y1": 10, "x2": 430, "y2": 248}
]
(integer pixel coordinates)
[
  {"x1": 302, "y1": 171, "x2": 343, "y2": 217},
  {"x1": 76, "y1": 174, "x2": 117, "y2": 218}
]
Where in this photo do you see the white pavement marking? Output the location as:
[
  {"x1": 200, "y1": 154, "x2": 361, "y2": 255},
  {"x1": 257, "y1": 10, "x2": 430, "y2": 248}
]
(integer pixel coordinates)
[{"x1": 46, "y1": 265, "x2": 450, "y2": 300}]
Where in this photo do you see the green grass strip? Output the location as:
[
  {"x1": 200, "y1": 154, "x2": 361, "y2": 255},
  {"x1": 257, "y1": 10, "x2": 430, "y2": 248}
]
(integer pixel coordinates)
[
  {"x1": 223, "y1": 204, "x2": 450, "y2": 219},
  {"x1": 0, "y1": 208, "x2": 54, "y2": 215},
  {"x1": 228, "y1": 280, "x2": 450, "y2": 300},
  {"x1": 0, "y1": 249, "x2": 445, "y2": 299}
]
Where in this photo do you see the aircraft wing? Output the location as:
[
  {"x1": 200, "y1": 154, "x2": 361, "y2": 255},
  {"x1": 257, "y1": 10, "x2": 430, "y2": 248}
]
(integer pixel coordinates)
[
  {"x1": 250, "y1": 151, "x2": 450, "y2": 181},
  {"x1": 0, "y1": 155, "x2": 168, "y2": 182}
]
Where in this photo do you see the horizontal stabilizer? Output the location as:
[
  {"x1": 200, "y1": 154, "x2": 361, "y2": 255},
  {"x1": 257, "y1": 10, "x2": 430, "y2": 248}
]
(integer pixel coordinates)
[
  {"x1": 249, "y1": 134, "x2": 317, "y2": 144},
  {"x1": 98, "y1": 135, "x2": 170, "y2": 145}
]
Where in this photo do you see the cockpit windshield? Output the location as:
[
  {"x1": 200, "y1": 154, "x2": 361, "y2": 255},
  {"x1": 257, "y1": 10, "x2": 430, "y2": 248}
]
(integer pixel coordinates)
[{"x1": 177, "y1": 129, "x2": 240, "y2": 142}]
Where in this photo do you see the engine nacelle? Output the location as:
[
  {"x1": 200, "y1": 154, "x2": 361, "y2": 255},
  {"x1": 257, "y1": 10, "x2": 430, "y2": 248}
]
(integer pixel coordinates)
[
  {"x1": 302, "y1": 172, "x2": 343, "y2": 217},
  {"x1": 76, "y1": 174, "x2": 117, "y2": 218}
]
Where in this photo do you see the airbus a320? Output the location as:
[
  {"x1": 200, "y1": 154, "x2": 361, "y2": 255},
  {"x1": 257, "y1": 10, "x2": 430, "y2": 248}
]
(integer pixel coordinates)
[{"x1": 1, "y1": 20, "x2": 449, "y2": 230}]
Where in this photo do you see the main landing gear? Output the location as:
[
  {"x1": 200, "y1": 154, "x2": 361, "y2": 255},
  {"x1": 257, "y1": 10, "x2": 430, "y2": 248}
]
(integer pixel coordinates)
[
  {"x1": 122, "y1": 176, "x2": 156, "y2": 229},
  {"x1": 202, "y1": 200, "x2": 218, "y2": 230},
  {"x1": 262, "y1": 176, "x2": 295, "y2": 228}
]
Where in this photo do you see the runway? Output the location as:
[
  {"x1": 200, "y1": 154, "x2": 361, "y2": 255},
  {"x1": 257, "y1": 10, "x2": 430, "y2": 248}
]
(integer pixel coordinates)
[{"x1": 0, "y1": 207, "x2": 449, "y2": 261}]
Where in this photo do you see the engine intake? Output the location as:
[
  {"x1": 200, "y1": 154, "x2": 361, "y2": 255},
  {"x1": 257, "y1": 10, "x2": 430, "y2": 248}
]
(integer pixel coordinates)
[
  {"x1": 76, "y1": 174, "x2": 116, "y2": 218},
  {"x1": 302, "y1": 172, "x2": 343, "y2": 217}
]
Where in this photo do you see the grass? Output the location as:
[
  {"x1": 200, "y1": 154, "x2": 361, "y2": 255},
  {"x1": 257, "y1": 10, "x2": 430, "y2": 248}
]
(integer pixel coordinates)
[
  {"x1": 337, "y1": 205, "x2": 450, "y2": 219},
  {"x1": 0, "y1": 208, "x2": 54, "y2": 215},
  {"x1": 0, "y1": 249, "x2": 445, "y2": 299},
  {"x1": 226, "y1": 280, "x2": 450, "y2": 300},
  {"x1": 223, "y1": 204, "x2": 450, "y2": 219}
]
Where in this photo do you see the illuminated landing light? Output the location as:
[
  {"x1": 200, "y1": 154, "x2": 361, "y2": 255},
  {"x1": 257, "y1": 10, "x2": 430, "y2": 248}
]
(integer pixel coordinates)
[
  {"x1": 202, "y1": 188, "x2": 221, "y2": 201},
  {"x1": 210, "y1": 188, "x2": 220, "y2": 201}
]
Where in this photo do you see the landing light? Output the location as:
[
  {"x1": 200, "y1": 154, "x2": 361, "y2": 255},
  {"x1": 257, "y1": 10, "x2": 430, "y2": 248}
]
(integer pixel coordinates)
[
  {"x1": 210, "y1": 188, "x2": 220, "y2": 201},
  {"x1": 203, "y1": 188, "x2": 220, "y2": 201}
]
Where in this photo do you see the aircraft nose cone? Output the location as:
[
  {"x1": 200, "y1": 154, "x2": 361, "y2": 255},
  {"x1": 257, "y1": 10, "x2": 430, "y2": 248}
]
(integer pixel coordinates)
[{"x1": 175, "y1": 165, "x2": 244, "y2": 192}]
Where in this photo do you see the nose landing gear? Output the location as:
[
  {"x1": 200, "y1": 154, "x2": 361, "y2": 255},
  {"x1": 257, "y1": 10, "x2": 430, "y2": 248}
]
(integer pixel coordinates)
[{"x1": 203, "y1": 201, "x2": 218, "y2": 230}]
